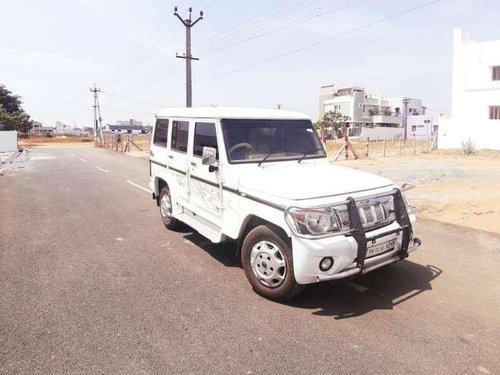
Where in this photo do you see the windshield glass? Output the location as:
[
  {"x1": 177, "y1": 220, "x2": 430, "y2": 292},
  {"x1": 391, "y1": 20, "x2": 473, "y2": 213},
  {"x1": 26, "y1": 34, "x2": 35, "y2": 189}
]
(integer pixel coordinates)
[{"x1": 221, "y1": 119, "x2": 326, "y2": 163}]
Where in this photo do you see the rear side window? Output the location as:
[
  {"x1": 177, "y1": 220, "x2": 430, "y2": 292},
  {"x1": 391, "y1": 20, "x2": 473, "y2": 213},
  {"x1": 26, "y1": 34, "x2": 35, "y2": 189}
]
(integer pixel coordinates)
[
  {"x1": 153, "y1": 119, "x2": 169, "y2": 147},
  {"x1": 193, "y1": 122, "x2": 218, "y2": 159},
  {"x1": 171, "y1": 121, "x2": 189, "y2": 152}
]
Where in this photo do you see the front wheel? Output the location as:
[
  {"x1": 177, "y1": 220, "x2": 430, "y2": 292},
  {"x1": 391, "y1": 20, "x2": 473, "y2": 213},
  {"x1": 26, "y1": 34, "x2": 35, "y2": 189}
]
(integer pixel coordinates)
[
  {"x1": 241, "y1": 225, "x2": 303, "y2": 302},
  {"x1": 159, "y1": 186, "x2": 178, "y2": 230}
]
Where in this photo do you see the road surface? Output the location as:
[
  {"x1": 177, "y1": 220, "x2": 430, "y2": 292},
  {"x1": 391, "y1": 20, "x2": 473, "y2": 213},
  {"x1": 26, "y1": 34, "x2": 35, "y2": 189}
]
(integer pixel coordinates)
[{"x1": 1, "y1": 147, "x2": 499, "y2": 375}]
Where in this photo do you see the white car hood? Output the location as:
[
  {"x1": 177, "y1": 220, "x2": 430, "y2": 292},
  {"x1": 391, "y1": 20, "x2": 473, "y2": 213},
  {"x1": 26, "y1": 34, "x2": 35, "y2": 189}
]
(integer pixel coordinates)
[{"x1": 238, "y1": 163, "x2": 394, "y2": 200}]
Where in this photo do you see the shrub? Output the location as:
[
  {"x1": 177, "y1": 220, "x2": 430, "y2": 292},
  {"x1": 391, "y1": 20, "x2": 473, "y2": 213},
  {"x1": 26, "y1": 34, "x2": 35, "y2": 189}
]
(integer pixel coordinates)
[{"x1": 461, "y1": 137, "x2": 476, "y2": 156}]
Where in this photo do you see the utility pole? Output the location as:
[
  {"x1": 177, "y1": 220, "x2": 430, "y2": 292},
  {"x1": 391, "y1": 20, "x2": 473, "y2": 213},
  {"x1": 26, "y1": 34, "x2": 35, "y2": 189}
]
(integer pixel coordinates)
[
  {"x1": 90, "y1": 84, "x2": 104, "y2": 145},
  {"x1": 402, "y1": 98, "x2": 410, "y2": 142},
  {"x1": 174, "y1": 6, "x2": 203, "y2": 108}
]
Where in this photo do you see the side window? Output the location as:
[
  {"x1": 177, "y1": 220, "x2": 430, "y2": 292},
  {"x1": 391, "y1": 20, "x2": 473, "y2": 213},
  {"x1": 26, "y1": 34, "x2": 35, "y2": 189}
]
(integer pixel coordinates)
[
  {"x1": 153, "y1": 119, "x2": 169, "y2": 147},
  {"x1": 193, "y1": 122, "x2": 218, "y2": 159},
  {"x1": 171, "y1": 120, "x2": 189, "y2": 152}
]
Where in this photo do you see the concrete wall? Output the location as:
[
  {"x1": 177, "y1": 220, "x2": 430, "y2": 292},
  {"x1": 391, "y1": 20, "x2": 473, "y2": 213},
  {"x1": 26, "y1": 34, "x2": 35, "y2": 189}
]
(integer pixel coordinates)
[
  {"x1": 359, "y1": 127, "x2": 403, "y2": 141},
  {"x1": 407, "y1": 115, "x2": 439, "y2": 139},
  {"x1": 439, "y1": 117, "x2": 500, "y2": 149},
  {"x1": 0, "y1": 131, "x2": 18, "y2": 152},
  {"x1": 440, "y1": 28, "x2": 500, "y2": 149}
]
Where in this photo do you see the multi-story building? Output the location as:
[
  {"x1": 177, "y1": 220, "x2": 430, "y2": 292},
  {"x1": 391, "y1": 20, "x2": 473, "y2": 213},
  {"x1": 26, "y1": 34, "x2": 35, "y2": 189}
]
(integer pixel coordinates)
[
  {"x1": 319, "y1": 85, "x2": 436, "y2": 139},
  {"x1": 30, "y1": 122, "x2": 43, "y2": 136},
  {"x1": 439, "y1": 28, "x2": 500, "y2": 149}
]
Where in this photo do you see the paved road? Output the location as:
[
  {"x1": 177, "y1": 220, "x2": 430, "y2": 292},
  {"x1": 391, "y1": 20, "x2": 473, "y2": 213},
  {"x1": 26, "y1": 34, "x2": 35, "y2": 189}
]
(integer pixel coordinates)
[{"x1": 1, "y1": 147, "x2": 499, "y2": 375}]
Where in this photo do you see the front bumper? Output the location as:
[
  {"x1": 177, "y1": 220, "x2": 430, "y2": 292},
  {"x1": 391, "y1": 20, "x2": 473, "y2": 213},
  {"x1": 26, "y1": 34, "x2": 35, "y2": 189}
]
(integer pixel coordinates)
[{"x1": 291, "y1": 188, "x2": 421, "y2": 285}]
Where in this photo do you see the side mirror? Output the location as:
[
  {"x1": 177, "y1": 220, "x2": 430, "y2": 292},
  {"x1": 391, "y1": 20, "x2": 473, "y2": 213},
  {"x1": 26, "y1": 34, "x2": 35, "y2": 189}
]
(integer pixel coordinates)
[
  {"x1": 401, "y1": 182, "x2": 415, "y2": 192},
  {"x1": 201, "y1": 146, "x2": 217, "y2": 166}
]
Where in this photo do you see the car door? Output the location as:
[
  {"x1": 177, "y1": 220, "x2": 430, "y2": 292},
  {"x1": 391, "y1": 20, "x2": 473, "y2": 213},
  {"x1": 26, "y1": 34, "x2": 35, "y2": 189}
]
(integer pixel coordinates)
[
  {"x1": 188, "y1": 120, "x2": 223, "y2": 224},
  {"x1": 169, "y1": 119, "x2": 191, "y2": 205}
]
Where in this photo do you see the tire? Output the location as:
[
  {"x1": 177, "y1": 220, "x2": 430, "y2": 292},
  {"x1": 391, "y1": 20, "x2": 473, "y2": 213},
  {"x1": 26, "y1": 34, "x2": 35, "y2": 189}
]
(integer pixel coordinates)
[
  {"x1": 241, "y1": 225, "x2": 303, "y2": 302},
  {"x1": 159, "y1": 185, "x2": 178, "y2": 230}
]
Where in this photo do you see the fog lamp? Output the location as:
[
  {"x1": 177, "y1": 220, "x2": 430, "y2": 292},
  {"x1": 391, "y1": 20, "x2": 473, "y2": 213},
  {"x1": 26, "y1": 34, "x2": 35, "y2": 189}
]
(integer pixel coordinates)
[{"x1": 319, "y1": 257, "x2": 334, "y2": 272}]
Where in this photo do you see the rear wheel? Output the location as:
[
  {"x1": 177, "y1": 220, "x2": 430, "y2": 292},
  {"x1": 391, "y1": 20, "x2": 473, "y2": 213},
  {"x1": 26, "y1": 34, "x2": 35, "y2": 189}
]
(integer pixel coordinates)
[
  {"x1": 241, "y1": 225, "x2": 303, "y2": 301},
  {"x1": 159, "y1": 186, "x2": 178, "y2": 230}
]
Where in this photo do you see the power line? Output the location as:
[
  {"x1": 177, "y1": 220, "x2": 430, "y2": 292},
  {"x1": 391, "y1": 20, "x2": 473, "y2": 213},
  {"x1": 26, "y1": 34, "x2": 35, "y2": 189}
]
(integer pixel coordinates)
[
  {"x1": 100, "y1": 90, "x2": 167, "y2": 107},
  {"x1": 199, "y1": 0, "x2": 443, "y2": 83},
  {"x1": 107, "y1": 0, "x2": 442, "y2": 107},
  {"x1": 105, "y1": 106, "x2": 157, "y2": 116},
  {"x1": 193, "y1": 0, "x2": 304, "y2": 51},
  {"x1": 105, "y1": 11, "x2": 178, "y2": 89},
  {"x1": 200, "y1": 0, "x2": 373, "y2": 56}
]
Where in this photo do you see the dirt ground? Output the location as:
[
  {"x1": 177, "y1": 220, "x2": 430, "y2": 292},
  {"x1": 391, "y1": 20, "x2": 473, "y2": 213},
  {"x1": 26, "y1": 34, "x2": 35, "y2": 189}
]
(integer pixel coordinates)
[{"x1": 329, "y1": 140, "x2": 500, "y2": 234}]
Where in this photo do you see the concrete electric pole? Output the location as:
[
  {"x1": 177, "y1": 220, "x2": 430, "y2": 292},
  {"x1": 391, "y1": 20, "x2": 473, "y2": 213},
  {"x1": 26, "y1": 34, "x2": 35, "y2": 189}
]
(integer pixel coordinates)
[
  {"x1": 402, "y1": 98, "x2": 410, "y2": 142},
  {"x1": 90, "y1": 84, "x2": 104, "y2": 145},
  {"x1": 174, "y1": 6, "x2": 203, "y2": 108}
]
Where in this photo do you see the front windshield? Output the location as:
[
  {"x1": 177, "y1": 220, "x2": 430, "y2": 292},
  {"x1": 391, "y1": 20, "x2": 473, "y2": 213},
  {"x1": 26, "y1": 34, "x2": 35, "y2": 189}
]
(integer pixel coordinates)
[{"x1": 221, "y1": 119, "x2": 326, "y2": 163}]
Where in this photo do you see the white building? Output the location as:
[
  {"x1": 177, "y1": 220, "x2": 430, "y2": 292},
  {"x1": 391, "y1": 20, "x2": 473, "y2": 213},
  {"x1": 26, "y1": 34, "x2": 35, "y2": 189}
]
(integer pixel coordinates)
[
  {"x1": 319, "y1": 85, "x2": 438, "y2": 139},
  {"x1": 439, "y1": 28, "x2": 500, "y2": 149}
]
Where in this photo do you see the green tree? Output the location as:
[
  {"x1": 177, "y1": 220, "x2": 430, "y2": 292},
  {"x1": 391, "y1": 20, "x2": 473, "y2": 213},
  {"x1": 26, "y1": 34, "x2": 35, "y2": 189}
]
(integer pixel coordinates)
[
  {"x1": 318, "y1": 111, "x2": 349, "y2": 141},
  {"x1": 0, "y1": 84, "x2": 33, "y2": 134}
]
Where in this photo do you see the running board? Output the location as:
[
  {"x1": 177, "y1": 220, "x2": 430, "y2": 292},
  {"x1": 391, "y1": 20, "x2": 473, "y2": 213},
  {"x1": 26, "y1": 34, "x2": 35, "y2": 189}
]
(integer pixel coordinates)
[{"x1": 176, "y1": 210, "x2": 223, "y2": 243}]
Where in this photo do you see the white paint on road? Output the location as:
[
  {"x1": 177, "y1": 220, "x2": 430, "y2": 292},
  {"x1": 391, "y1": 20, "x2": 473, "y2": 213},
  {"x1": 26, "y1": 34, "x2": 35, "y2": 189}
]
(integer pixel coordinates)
[
  {"x1": 341, "y1": 280, "x2": 368, "y2": 293},
  {"x1": 478, "y1": 366, "x2": 491, "y2": 374},
  {"x1": 126, "y1": 180, "x2": 151, "y2": 193},
  {"x1": 31, "y1": 155, "x2": 55, "y2": 161},
  {"x1": 94, "y1": 166, "x2": 110, "y2": 173},
  {"x1": 69, "y1": 152, "x2": 75, "y2": 157},
  {"x1": 79, "y1": 158, "x2": 87, "y2": 163}
]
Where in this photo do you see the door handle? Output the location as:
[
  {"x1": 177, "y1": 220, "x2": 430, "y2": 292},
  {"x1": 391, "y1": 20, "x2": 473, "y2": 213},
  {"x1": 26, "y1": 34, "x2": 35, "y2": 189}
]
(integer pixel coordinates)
[
  {"x1": 190, "y1": 162, "x2": 197, "y2": 167},
  {"x1": 168, "y1": 155, "x2": 174, "y2": 159}
]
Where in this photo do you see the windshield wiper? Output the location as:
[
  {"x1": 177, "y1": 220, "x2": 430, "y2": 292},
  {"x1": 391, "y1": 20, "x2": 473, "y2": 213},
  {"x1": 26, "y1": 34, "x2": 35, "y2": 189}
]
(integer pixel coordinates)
[
  {"x1": 258, "y1": 149, "x2": 289, "y2": 167},
  {"x1": 297, "y1": 147, "x2": 323, "y2": 163}
]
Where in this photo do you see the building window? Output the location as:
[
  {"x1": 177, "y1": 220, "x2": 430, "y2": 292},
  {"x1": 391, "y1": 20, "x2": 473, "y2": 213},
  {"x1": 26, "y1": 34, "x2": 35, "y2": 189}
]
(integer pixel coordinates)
[
  {"x1": 193, "y1": 122, "x2": 218, "y2": 159},
  {"x1": 153, "y1": 119, "x2": 168, "y2": 147},
  {"x1": 171, "y1": 120, "x2": 189, "y2": 152},
  {"x1": 492, "y1": 66, "x2": 500, "y2": 81},
  {"x1": 490, "y1": 106, "x2": 500, "y2": 119}
]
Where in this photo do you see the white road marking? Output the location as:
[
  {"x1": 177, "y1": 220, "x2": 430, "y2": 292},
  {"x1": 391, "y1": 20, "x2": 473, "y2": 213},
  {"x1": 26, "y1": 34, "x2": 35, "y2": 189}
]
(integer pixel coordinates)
[
  {"x1": 69, "y1": 153, "x2": 75, "y2": 157},
  {"x1": 341, "y1": 280, "x2": 368, "y2": 292},
  {"x1": 94, "y1": 166, "x2": 110, "y2": 173},
  {"x1": 126, "y1": 180, "x2": 151, "y2": 193},
  {"x1": 79, "y1": 158, "x2": 87, "y2": 163}
]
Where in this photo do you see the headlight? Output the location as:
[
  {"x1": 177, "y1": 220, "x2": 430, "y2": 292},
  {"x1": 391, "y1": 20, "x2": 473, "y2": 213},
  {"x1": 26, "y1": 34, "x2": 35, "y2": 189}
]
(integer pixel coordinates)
[{"x1": 286, "y1": 207, "x2": 342, "y2": 236}]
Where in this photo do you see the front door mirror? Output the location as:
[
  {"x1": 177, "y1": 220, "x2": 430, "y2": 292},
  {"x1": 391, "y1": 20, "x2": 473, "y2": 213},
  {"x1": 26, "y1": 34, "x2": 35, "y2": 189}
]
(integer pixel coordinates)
[{"x1": 201, "y1": 146, "x2": 217, "y2": 166}]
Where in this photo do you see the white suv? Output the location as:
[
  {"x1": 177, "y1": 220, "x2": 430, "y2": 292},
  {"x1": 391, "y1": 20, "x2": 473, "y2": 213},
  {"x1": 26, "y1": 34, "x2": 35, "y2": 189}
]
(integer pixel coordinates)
[{"x1": 149, "y1": 107, "x2": 421, "y2": 301}]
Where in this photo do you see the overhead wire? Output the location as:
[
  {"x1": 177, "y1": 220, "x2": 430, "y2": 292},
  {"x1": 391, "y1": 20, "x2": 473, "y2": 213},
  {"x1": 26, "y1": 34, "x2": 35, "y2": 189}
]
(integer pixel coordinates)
[
  {"x1": 200, "y1": 0, "x2": 374, "y2": 55},
  {"x1": 196, "y1": 0, "x2": 443, "y2": 84},
  {"x1": 193, "y1": 0, "x2": 314, "y2": 51}
]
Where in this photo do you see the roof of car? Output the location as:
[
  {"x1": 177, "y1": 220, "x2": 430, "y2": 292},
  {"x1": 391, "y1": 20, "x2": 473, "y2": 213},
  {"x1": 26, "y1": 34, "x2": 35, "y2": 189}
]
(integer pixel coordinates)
[{"x1": 155, "y1": 107, "x2": 311, "y2": 120}]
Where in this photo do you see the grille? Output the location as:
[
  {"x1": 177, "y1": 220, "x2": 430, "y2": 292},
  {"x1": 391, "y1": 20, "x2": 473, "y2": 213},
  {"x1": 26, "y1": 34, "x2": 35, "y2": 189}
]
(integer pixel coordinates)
[{"x1": 335, "y1": 196, "x2": 394, "y2": 231}]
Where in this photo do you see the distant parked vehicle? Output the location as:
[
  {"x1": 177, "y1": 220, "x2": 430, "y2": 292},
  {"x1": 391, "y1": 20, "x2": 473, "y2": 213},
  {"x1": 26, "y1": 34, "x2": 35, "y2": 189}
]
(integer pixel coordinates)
[{"x1": 149, "y1": 107, "x2": 421, "y2": 301}]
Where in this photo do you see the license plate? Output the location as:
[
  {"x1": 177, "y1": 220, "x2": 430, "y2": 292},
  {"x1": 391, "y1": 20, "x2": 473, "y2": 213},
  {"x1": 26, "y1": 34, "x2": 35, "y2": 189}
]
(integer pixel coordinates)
[{"x1": 366, "y1": 239, "x2": 396, "y2": 258}]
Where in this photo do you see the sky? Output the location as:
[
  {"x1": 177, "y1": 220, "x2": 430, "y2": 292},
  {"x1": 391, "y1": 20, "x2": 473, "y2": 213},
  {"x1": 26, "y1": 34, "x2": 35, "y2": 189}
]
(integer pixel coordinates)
[{"x1": 1, "y1": 0, "x2": 499, "y2": 127}]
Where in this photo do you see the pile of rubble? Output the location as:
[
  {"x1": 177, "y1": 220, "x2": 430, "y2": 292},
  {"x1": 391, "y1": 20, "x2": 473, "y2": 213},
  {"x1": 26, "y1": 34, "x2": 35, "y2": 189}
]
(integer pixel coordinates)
[{"x1": 0, "y1": 148, "x2": 31, "y2": 173}]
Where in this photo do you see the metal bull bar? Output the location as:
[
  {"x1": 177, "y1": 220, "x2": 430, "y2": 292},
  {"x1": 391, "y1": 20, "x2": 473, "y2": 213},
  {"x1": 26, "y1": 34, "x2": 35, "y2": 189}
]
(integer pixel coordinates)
[{"x1": 346, "y1": 188, "x2": 414, "y2": 271}]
